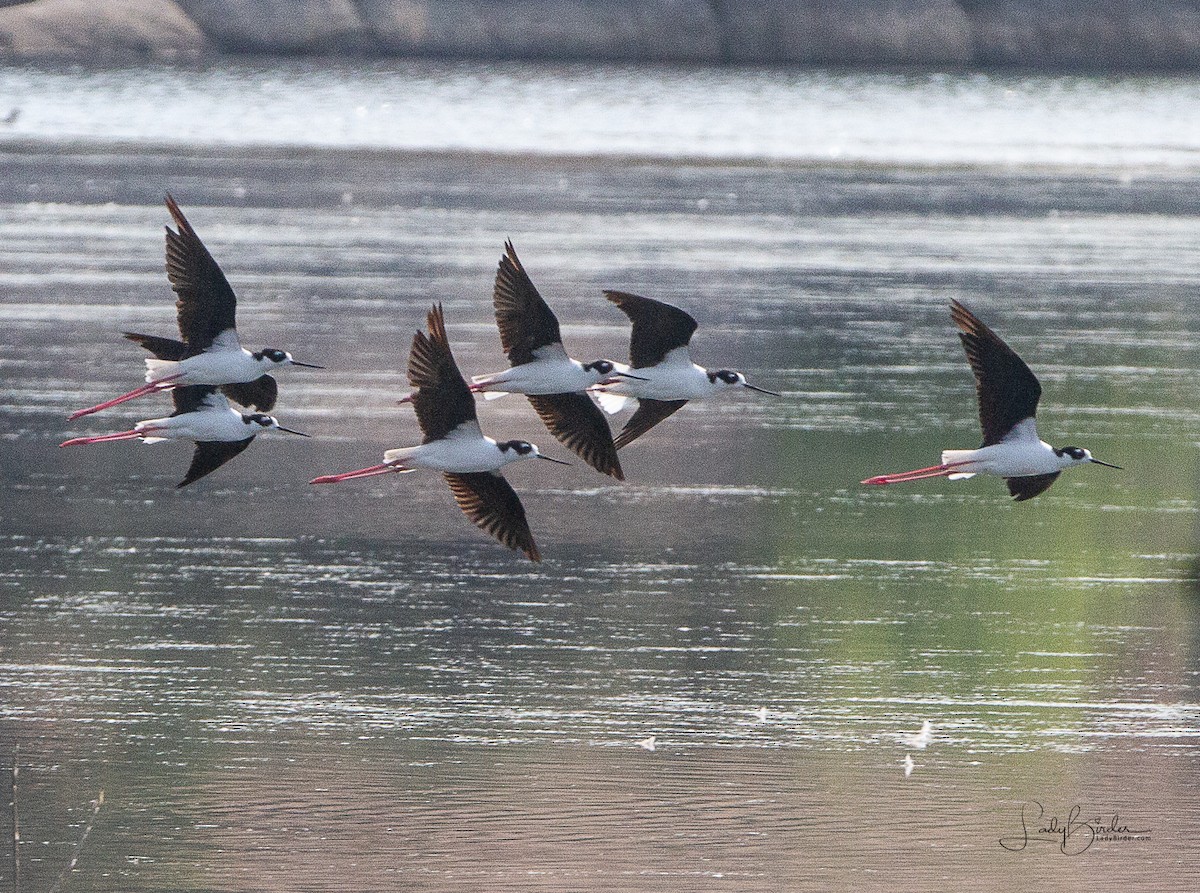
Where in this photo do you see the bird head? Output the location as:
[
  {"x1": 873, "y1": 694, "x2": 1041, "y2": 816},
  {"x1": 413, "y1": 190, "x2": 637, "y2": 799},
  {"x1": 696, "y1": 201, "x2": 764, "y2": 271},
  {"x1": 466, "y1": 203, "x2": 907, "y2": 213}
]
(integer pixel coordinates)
[
  {"x1": 242, "y1": 413, "x2": 310, "y2": 437},
  {"x1": 254, "y1": 347, "x2": 323, "y2": 369},
  {"x1": 1054, "y1": 446, "x2": 1121, "y2": 470},
  {"x1": 708, "y1": 369, "x2": 780, "y2": 396},
  {"x1": 498, "y1": 440, "x2": 571, "y2": 466},
  {"x1": 582, "y1": 359, "x2": 648, "y2": 386}
]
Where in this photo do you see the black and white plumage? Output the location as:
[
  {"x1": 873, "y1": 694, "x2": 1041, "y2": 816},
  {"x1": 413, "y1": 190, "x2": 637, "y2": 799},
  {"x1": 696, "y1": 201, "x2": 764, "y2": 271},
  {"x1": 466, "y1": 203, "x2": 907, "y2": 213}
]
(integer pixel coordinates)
[
  {"x1": 404, "y1": 242, "x2": 630, "y2": 479},
  {"x1": 862, "y1": 300, "x2": 1120, "y2": 499},
  {"x1": 310, "y1": 304, "x2": 570, "y2": 562},
  {"x1": 67, "y1": 195, "x2": 321, "y2": 420},
  {"x1": 592, "y1": 290, "x2": 779, "y2": 449},
  {"x1": 60, "y1": 384, "x2": 309, "y2": 488}
]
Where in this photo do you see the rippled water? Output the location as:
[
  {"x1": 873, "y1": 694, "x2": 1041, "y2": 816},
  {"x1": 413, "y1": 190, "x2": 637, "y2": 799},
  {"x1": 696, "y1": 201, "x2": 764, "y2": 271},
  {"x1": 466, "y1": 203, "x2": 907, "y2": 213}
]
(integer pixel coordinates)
[
  {"x1": 2, "y1": 59, "x2": 1200, "y2": 166},
  {"x1": 2, "y1": 60, "x2": 1200, "y2": 892}
]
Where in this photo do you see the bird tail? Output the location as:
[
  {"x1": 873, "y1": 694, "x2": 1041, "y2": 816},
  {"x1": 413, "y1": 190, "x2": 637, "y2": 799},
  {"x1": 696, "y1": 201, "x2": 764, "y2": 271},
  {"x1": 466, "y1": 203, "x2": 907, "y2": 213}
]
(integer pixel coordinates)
[
  {"x1": 144, "y1": 358, "x2": 180, "y2": 383},
  {"x1": 381, "y1": 447, "x2": 419, "y2": 470},
  {"x1": 593, "y1": 390, "x2": 632, "y2": 415},
  {"x1": 940, "y1": 449, "x2": 979, "y2": 480}
]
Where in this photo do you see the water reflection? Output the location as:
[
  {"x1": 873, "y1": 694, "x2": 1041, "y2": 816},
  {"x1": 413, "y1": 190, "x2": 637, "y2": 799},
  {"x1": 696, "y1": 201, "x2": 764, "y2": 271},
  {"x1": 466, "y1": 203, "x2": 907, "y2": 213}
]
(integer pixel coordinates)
[{"x1": 2, "y1": 93, "x2": 1200, "y2": 889}]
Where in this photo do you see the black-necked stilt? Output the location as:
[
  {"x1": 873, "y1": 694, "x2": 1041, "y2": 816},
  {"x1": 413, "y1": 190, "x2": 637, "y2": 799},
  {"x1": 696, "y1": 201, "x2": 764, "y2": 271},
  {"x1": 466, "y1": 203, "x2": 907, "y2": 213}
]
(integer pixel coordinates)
[
  {"x1": 862, "y1": 300, "x2": 1121, "y2": 500},
  {"x1": 592, "y1": 290, "x2": 780, "y2": 448},
  {"x1": 310, "y1": 304, "x2": 569, "y2": 562},
  {"x1": 68, "y1": 196, "x2": 322, "y2": 420},
  {"x1": 408, "y1": 241, "x2": 638, "y2": 479},
  {"x1": 60, "y1": 385, "x2": 309, "y2": 488}
]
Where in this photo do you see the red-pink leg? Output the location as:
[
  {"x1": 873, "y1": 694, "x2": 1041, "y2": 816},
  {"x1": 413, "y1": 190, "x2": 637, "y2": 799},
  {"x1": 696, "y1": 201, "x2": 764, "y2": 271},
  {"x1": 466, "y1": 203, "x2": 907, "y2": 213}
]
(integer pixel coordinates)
[
  {"x1": 60, "y1": 429, "x2": 143, "y2": 447},
  {"x1": 861, "y1": 460, "x2": 972, "y2": 486},
  {"x1": 310, "y1": 463, "x2": 404, "y2": 484},
  {"x1": 396, "y1": 393, "x2": 416, "y2": 405},
  {"x1": 68, "y1": 373, "x2": 184, "y2": 420}
]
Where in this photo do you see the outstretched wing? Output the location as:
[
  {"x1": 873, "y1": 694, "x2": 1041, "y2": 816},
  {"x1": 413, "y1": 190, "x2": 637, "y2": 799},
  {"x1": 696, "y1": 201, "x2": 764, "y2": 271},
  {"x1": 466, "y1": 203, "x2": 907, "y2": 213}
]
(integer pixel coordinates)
[
  {"x1": 1006, "y1": 473, "x2": 1060, "y2": 502},
  {"x1": 170, "y1": 384, "x2": 224, "y2": 416},
  {"x1": 613, "y1": 398, "x2": 688, "y2": 450},
  {"x1": 526, "y1": 392, "x2": 623, "y2": 480},
  {"x1": 407, "y1": 303, "x2": 477, "y2": 443},
  {"x1": 164, "y1": 195, "x2": 239, "y2": 356},
  {"x1": 493, "y1": 241, "x2": 564, "y2": 366},
  {"x1": 951, "y1": 300, "x2": 1042, "y2": 448},
  {"x1": 123, "y1": 331, "x2": 186, "y2": 361},
  {"x1": 220, "y1": 375, "x2": 278, "y2": 412},
  {"x1": 442, "y1": 471, "x2": 541, "y2": 562},
  {"x1": 177, "y1": 437, "x2": 254, "y2": 488},
  {"x1": 604, "y1": 291, "x2": 698, "y2": 369}
]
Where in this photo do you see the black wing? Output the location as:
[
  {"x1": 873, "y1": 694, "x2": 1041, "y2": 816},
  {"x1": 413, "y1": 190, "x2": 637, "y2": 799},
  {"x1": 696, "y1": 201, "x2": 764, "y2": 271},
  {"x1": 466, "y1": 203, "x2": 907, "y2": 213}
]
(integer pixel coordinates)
[
  {"x1": 164, "y1": 195, "x2": 239, "y2": 356},
  {"x1": 177, "y1": 437, "x2": 254, "y2": 488},
  {"x1": 951, "y1": 300, "x2": 1042, "y2": 448},
  {"x1": 494, "y1": 241, "x2": 563, "y2": 366},
  {"x1": 220, "y1": 375, "x2": 278, "y2": 412},
  {"x1": 170, "y1": 384, "x2": 220, "y2": 416},
  {"x1": 604, "y1": 291, "x2": 698, "y2": 369},
  {"x1": 124, "y1": 331, "x2": 186, "y2": 361},
  {"x1": 526, "y1": 392, "x2": 623, "y2": 480},
  {"x1": 613, "y1": 398, "x2": 688, "y2": 450},
  {"x1": 442, "y1": 471, "x2": 541, "y2": 562},
  {"x1": 1006, "y1": 473, "x2": 1060, "y2": 502},
  {"x1": 408, "y1": 303, "x2": 476, "y2": 443}
]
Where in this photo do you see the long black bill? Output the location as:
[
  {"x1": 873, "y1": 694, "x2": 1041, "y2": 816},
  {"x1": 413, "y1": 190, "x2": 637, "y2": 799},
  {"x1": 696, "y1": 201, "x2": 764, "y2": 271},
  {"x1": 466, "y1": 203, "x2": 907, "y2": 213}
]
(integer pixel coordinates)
[
  {"x1": 1090, "y1": 458, "x2": 1122, "y2": 469},
  {"x1": 537, "y1": 455, "x2": 572, "y2": 466},
  {"x1": 615, "y1": 370, "x2": 650, "y2": 381},
  {"x1": 277, "y1": 426, "x2": 311, "y2": 437},
  {"x1": 743, "y1": 383, "x2": 781, "y2": 396},
  {"x1": 290, "y1": 361, "x2": 325, "y2": 369}
]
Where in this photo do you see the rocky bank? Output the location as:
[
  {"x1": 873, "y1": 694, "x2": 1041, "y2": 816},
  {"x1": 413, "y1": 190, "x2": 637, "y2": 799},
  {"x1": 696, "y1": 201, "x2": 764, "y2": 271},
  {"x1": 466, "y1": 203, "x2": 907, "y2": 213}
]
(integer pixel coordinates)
[{"x1": 0, "y1": 0, "x2": 1198, "y2": 68}]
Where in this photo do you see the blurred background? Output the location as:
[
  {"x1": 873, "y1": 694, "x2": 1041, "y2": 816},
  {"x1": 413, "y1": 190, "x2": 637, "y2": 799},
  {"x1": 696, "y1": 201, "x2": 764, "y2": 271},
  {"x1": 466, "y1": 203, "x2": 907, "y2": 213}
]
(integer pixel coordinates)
[{"x1": 1, "y1": 2, "x2": 1199, "y2": 891}]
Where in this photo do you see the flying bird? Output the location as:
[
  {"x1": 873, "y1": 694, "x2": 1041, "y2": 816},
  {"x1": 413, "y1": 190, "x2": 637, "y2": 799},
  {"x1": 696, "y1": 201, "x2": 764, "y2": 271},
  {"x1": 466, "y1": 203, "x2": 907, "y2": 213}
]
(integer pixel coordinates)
[
  {"x1": 592, "y1": 290, "x2": 779, "y2": 448},
  {"x1": 403, "y1": 242, "x2": 638, "y2": 478},
  {"x1": 68, "y1": 195, "x2": 322, "y2": 420},
  {"x1": 310, "y1": 304, "x2": 570, "y2": 562},
  {"x1": 862, "y1": 300, "x2": 1120, "y2": 500},
  {"x1": 60, "y1": 385, "x2": 309, "y2": 488}
]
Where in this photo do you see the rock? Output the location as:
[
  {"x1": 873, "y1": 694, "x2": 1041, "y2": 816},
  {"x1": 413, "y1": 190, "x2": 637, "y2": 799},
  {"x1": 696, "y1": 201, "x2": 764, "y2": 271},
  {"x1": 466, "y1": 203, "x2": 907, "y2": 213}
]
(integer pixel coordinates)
[
  {"x1": 175, "y1": 0, "x2": 365, "y2": 53},
  {"x1": 0, "y1": 0, "x2": 210, "y2": 63},
  {"x1": 966, "y1": 0, "x2": 1200, "y2": 69},
  {"x1": 359, "y1": 0, "x2": 721, "y2": 62},
  {"x1": 722, "y1": 0, "x2": 972, "y2": 65}
]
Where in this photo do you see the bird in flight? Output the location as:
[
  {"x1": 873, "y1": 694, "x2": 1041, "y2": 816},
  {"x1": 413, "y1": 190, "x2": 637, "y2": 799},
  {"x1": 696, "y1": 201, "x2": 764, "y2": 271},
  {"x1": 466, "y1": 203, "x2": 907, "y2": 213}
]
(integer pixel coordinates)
[
  {"x1": 311, "y1": 304, "x2": 570, "y2": 561},
  {"x1": 862, "y1": 300, "x2": 1120, "y2": 500},
  {"x1": 68, "y1": 196, "x2": 321, "y2": 420},
  {"x1": 592, "y1": 291, "x2": 779, "y2": 449}
]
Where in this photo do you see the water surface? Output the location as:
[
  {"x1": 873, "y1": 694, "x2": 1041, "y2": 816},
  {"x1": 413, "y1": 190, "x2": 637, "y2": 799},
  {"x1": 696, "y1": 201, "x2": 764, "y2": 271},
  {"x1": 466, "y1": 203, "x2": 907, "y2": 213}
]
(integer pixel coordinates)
[{"x1": 1, "y1": 60, "x2": 1199, "y2": 892}]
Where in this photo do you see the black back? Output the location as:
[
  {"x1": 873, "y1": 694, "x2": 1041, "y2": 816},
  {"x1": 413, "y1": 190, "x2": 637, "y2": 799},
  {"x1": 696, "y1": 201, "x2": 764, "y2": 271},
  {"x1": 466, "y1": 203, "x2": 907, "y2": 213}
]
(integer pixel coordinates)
[
  {"x1": 604, "y1": 291, "x2": 698, "y2": 369},
  {"x1": 951, "y1": 300, "x2": 1042, "y2": 447},
  {"x1": 526, "y1": 392, "x2": 623, "y2": 480},
  {"x1": 613, "y1": 398, "x2": 688, "y2": 450},
  {"x1": 443, "y1": 471, "x2": 540, "y2": 562},
  {"x1": 164, "y1": 195, "x2": 239, "y2": 356},
  {"x1": 493, "y1": 241, "x2": 564, "y2": 366},
  {"x1": 178, "y1": 438, "x2": 255, "y2": 488},
  {"x1": 407, "y1": 304, "x2": 476, "y2": 444}
]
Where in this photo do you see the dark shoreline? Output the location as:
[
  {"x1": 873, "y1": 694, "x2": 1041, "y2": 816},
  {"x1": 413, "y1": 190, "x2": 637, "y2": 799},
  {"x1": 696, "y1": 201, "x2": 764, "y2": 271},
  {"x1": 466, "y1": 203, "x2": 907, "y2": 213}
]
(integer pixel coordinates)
[{"x1": 7, "y1": 0, "x2": 1200, "y2": 71}]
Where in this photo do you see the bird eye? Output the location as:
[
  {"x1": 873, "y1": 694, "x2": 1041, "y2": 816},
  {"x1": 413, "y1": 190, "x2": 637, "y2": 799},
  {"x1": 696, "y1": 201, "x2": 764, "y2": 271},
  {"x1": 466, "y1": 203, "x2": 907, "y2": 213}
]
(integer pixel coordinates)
[
  {"x1": 720, "y1": 371, "x2": 739, "y2": 384},
  {"x1": 598, "y1": 361, "x2": 612, "y2": 374}
]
